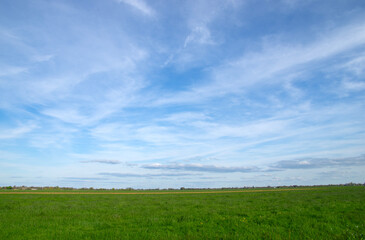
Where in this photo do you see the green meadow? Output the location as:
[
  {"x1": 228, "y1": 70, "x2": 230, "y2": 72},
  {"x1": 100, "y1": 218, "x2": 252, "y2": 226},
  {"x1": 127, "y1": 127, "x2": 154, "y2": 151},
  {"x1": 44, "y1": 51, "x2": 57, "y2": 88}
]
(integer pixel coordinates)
[{"x1": 0, "y1": 186, "x2": 364, "y2": 239}]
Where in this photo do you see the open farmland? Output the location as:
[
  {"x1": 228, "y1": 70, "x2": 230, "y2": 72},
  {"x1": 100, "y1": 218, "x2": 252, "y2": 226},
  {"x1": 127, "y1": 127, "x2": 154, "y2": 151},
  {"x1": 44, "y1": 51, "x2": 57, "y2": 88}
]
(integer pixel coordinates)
[{"x1": 0, "y1": 186, "x2": 364, "y2": 239}]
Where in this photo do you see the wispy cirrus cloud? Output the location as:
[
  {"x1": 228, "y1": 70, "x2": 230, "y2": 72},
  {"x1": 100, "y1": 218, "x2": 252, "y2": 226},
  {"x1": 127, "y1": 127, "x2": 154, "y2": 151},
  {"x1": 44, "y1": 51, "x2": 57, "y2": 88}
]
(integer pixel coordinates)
[
  {"x1": 117, "y1": 0, "x2": 155, "y2": 16},
  {"x1": 184, "y1": 26, "x2": 215, "y2": 48},
  {"x1": 154, "y1": 21, "x2": 365, "y2": 106},
  {"x1": 99, "y1": 172, "x2": 197, "y2": 178},
  {"x1": 142, "y1": 163, "x2": 259, "y2": 173},
  {"x1": 271, "y1": 155, "x2": 365, "y2": 170},
  {"x1": 32, "y1": 54, "x2": 54, "y2": 63},
  {"x1": 0, "y1": 124, "x2": 36, "y2": 139},
  {"x1": 63, "y1": 177, "x2": 109, "y2": 181},
  {"x1": 342, "y1": 80, "x2": 365, "y2": 92},
  {"x1": 0, "y1": 65, "x2": 27, "y2": 77},
  {"x1": 80, "y1": 159, "x2": 122, "y2": 165}
]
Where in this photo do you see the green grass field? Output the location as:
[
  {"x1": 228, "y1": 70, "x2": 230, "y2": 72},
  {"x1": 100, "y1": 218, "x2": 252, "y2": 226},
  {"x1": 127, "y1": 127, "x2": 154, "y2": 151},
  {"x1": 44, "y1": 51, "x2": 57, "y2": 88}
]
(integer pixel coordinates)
[{"x1": 0, "y1": 186, "x2": 364, "y2": 239}]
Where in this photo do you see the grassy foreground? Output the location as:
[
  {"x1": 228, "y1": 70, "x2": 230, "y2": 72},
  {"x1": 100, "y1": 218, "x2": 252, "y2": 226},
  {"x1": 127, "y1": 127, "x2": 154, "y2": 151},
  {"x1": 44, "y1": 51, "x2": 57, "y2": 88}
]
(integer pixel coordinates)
[{"x1": 0, "y1": 186, "x2": 364, "y2": 239}]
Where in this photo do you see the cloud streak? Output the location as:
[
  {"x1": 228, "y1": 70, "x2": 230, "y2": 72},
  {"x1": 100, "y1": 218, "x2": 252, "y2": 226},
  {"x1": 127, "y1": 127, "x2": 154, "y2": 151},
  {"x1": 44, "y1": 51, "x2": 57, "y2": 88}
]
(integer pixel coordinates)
[
  {"x1": 271, "y1": 155, "x2": 365, "y2": 170},
  {"x1": 117, "y1": 0, "x2": 155, "y2": 16},
  {"x1": 0, "y1": 125, "x2": 36, "y2": 139},
  {"x1": 80, "y1": 160, "x2": 122, "y2": 165},
  {"x1": 99, "y1": 172, "x2": 197, "y2": 178},
  {"x1": 154, "y1": 21, "x2": 365, "y2": 105},
  {"x1": 142, "y1": 163, "x2": 259, "y2": 173}
]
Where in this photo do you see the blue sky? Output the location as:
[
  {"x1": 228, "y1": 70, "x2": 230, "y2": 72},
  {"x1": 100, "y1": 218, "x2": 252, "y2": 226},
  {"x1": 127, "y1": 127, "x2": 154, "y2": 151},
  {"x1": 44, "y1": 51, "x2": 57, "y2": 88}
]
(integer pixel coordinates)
[{"x1": 1, "y1": 0, "x2": 365, "y2": 189}]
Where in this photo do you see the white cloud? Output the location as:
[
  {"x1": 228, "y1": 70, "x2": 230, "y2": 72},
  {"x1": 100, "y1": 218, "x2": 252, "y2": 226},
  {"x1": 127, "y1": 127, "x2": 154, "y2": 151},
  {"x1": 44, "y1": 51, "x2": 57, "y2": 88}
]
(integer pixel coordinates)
[
  {"x1": 49, "y1": 84, "x2": 142, "y2": 126},
  {"x1": 41, "y1": 108, "x2": 90, "y2": 125},
  {"x1": 0, "y1": 125, "x2": 36, "y2": 139},
  {"x1": 184, "y1": 26, "x2": 215, "y2": 47},
  {"x1": 32, "y1": 54, "x2": 54, "y2": 62},
  {"x1": 342, "y1": 80, "x2": 365, "y2": 91},
  {"x1": 0, "y1": 65, "x2": 27, "y2": 77},
  {"x1": 272, "y1": 155, "x2": 365, "y2": 169},
  {"x1": 342, "y1": 55, "x2": 365, "y2": 76},
  {"x1": 117, "y1": 0, "x2": 155, "y2": 16},
  {"x1": 143, "y1": 163, "x2": 259, "y2": 173},
  {"x1": 154, "y1": 21, "x2": 365, "y2": 105},
  {"x1": 161, "y1": 1, "x2": 230, "y2": 69},
  {"x1": 159, "y1": 112, "x2": 210, "y2": 124},
  {"x1": 81, "y1": 159, "x2": 122, "y2": 164}
]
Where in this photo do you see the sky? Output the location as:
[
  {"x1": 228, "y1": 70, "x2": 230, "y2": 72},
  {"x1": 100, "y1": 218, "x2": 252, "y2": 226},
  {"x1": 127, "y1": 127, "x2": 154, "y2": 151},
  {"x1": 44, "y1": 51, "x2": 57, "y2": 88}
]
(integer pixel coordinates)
[{"x1": 0, "y1": 0, "x2": 365, "y2": 189}]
